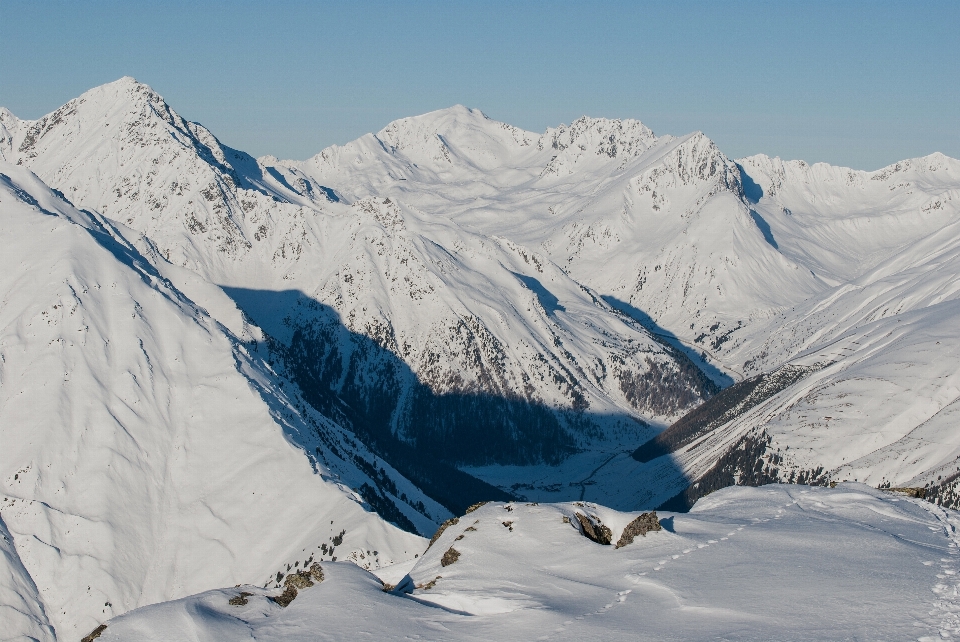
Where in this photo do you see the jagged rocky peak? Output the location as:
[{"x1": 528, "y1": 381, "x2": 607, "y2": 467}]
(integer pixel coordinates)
[
  {"x1": 6, "y1": 75, "x2": 237, "y2": 180},
  {"x1": 629, "y1": 131, "x2": 743, "y2": 209},
  {"x1": 14, "y1": 77, "x2": 172, "y2": 156},
  {"x1": 0, "y1": 105, "x2": 19, "y2": 126},
  {"x1": 536, "y1": 116, "x2": 667, "y2": 178},
  {"x1": 3, "y1": 78, "x2": 345, "y2": 276},
  {"x1": 647, "y1": 131, "x2": 739, "y2": 188},
  {"x1": 540, "y1": 116, "x2": 659, "y2": 159}
]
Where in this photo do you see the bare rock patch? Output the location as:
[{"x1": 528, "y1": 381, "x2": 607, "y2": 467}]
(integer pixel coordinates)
[
  {"x1": 615, "y1": 511, "x2": 662, "y2": 548},
  {"x1": 441, "y1": 546, "x2": 461, "y2": 567},
  {"x1": 575, "y1": 512, "x2": 612, "y2": 545}
]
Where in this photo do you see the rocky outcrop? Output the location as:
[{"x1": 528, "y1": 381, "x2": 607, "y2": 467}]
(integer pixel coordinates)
[
  {"x1": 428, "y1": 517, "x2": 459, "y2": 548},
  {"x1": 80, "y1": 625, "x2": 107, "y2": 642},
  {"x1": 575, "y1": 512, "x2": 612, "y2": 545},
  {"x1": 464, "y1": 501, "x2": 489, "y2": 514},
  {"x1": 270, "y1": 563, "x2": 324, "y2": 607},
  {"x1": 441, "y1": 547, "x2": 461, "y2": 567},
  {"x1": 615, "y1": 512, "x2": 661, "y2": 548},
  {"x1": 228, "y1": 592, "x2": 253, "y2": 606}
]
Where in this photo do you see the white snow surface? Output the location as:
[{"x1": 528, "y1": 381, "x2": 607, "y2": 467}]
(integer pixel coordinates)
[{"x1": 90, "y1": 485, "x2": 960, "y2": 641}]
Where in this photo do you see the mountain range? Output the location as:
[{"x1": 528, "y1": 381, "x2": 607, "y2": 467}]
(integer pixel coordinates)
[{"x1": 2, "y1": 77, "x2": 959, "y2": 640}]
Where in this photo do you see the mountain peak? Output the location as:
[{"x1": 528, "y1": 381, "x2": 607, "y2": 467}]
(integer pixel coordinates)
[
  {"x1": 11, "y1": 75, "x2": 183, "y2": 166},
  {"x1": 78, "y1": 76, "x2": 166, "y2": 110},
  {"x1": 376, "y1": 104, "x2": 500, "y2": 149},
  {"x1": 367, "y1": 105, "x2": 536, "y2": 169},
  {"x1": 540, "y1": 116, "x2": 658, "y2": 161}
]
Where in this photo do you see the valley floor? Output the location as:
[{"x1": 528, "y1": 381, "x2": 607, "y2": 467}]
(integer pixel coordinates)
[{"x1": 94, "y1": 484, "x2": 959, "y2": 641}]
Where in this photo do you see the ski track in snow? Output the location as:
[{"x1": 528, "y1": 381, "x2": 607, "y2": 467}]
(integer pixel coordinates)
[
  {"x1": 539, "y1": 492, "x2": 960, "y2": 642},
  {"x1": 916, "y1": 499, "x2": 960, "y2": 641},
  {"x1": 535, "y1": 495, "x2": 794, "y2": 640}
]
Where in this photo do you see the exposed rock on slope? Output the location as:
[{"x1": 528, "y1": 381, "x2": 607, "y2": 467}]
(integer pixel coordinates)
[{"x1": 615, "y1": 511, "x2": 662, "y2": 548}]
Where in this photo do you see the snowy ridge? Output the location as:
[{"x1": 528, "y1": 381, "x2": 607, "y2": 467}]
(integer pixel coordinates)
[
  {"x1": 738, "y1": 151, "x2": 960, "y2": 283},
  {"x1": 79, "y1": 485, "x2": 960, "y2": 641}
]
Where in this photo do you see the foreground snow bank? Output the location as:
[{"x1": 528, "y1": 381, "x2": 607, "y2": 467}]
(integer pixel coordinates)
[{"x1": 92, "y1": 484, "x2": 960, "y2": 641}]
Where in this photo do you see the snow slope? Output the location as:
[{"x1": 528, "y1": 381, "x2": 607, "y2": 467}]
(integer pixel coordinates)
[
  {"x1": 0, "y1": 162, "x2": 429, "y2": 640},
  {"x1": 0, "y1": 514, "x2": 54, "y2": 642},
  {"x1": 86, "y1": 485, "x2": 960, "y2": 641}
]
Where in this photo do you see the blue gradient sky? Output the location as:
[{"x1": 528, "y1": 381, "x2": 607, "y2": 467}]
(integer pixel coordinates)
[{"x1": 2, "y1": 1, "x2": 957, "y2": 169}]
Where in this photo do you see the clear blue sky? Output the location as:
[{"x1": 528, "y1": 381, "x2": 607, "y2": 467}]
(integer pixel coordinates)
[{"x1": 2, "y1": 1, "x2": 957, "y2": 169}]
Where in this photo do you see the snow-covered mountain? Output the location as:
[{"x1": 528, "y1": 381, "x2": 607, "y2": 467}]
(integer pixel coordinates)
[
  {"x1": 3, "y1": 77, "x2": 960, "y2": 639},
  {"x1": 0, "y1": 162, "x2": 433, "y2": 641},
  {"x1": 2, "y1": 79, "x2": 720, "y2": 510},
  {"x1": 622, "y1": 151, "x2": 960, "y2": 511}
]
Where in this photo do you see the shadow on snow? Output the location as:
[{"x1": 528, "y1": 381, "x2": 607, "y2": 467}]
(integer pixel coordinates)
[{"x1": 221, "y1": 287, "x2": 700, "y2": 524}]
